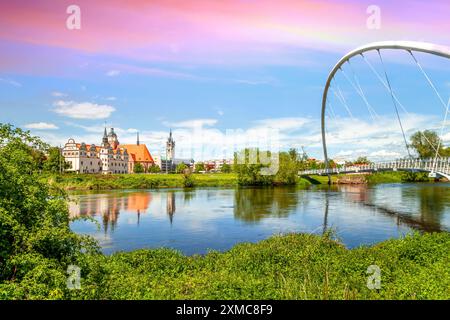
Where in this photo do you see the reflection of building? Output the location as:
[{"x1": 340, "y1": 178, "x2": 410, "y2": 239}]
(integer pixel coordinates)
[
  {"x1": 69, "y1": 192, "x2": 152, "y2": 230},
  {"x1": 166, "y1": 192, "x2": 176, "y2": 224},
  {"x1": 63, "y1": 127, "x2": 155, "y2": 174}
]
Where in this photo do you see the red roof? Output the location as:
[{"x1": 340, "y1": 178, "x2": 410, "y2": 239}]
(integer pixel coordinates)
[
  {"x1": 75, "y1": 143, "x2": 154, "y2": 163},
  {"x1": 119, "y1": 144, "x2": 154, "y2": 163}
]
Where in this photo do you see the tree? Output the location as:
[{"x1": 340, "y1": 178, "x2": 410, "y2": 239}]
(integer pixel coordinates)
[
  {"x1": 353, "y1": 157, "x2": 371, "y2": 165},
  {"x1": 195, "y1": 162, "x2": 205, "y2": 173},
  {"x1": 133, "y1": 163, "x2": 145, "y2": 173},
  {"x1": 176, "y1": 163, "x2": 188, "y2": 173},
  {"x1": 288, "y1": 148, "x2": 299, "y2": 161},
  {"x1": 234, "y1": 149, "x2": 275, "y2": 186},
  {"x1": 148, "y1": 165, "x2": 161, "y2": 173},
  {"x1": 221, "y1": 163, "x2": 232, "y2": 173},
  {"x1": 0, "y1": 123, "x2": 98, "y2": 297},
  {"x1": 410, "y1": 130, "x2": 448, "y2": 158},
  {"x1": 43, "y1": 146, "x2": 70, "y2": 173}
]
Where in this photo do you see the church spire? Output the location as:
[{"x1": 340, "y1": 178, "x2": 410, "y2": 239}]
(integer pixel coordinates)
[{"x1": 102, "y1": 123, "x2": 109, "y2": 146}]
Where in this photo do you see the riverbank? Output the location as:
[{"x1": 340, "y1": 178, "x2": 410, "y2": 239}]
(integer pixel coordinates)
[
  {"x1": 44, "y1": 173, "x2": 238, "y2": 190},
  {"x1": 3, "y1": 232, "x2": 449, "y2": 299},
  {"x1": 43, "y1": 171, "x2": 440, "y2": 191},
  {"x1": 45, "y1": 172, "x2": 326, "y2": 190}
]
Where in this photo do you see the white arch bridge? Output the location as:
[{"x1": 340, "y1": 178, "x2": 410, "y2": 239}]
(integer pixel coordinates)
[
  {"x1": 298, "y1": 41, "x2": 450, "y2": 183},
  {"x1": 299, "y1": 158, "x2": 450, "y2": 180}
]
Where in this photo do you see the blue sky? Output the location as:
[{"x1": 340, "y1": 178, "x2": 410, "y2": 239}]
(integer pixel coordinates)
[{"x1": 0, "y1": 1, "x2": 449, "y2": 161}]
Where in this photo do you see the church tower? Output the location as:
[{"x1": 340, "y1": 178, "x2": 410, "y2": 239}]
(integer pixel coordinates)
[
  {"x1": 166, "y1": 129, "x2": 175, "y2": 160},
  {"x1": 107, "y1": 128, "x2": 120, "y2": 149},
  {"x1": 100, "y1": 127, "x2": 112, "y2": 173}
]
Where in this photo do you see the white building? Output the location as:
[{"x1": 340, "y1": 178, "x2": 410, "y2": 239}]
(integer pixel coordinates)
[{"x1": 63, "y1": 128, "x2": 129, "y2": 174}]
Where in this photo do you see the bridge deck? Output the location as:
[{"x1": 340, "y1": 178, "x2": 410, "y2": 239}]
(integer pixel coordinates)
[{"x1": 298, "y1": 158, "x2": 450, "y2": 180}]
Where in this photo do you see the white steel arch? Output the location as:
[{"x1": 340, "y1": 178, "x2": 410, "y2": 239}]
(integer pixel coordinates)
[{"x1": 321, "y1": 41, "x2": 450, "y2": 183}]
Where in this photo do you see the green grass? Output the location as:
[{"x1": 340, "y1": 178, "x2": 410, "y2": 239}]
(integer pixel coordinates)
[
  {"x1": 43, "y1": 171, "x2": 437, "y2": 191},
  {"x1": 43, "y1": 173, "x2": 238, "y2": 190},
  {"x1": 4, "y1": 232, "x2": 447, "y2": 300},
  {"x1": 82, "y1": 232, "x2": 450, "y2": 300}
]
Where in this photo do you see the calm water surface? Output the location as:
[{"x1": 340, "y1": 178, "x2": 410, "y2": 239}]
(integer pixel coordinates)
[{"x1": 69, "y1": 183, "x2": 450, "y2": 255}]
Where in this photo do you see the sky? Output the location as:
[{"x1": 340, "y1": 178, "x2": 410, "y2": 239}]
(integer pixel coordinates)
[{"x1": 0, "y1": 0, "x2": 449, "y2": 161}]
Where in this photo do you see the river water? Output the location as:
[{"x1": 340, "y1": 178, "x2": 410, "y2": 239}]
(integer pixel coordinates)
[{"x1": 69, "y1": 183, "x2": 450, "y2": 255}]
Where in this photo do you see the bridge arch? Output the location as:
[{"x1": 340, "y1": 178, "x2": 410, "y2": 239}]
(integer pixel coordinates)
[{"x1": 321, "y1": 41, "x2": 450, "y2": 183}]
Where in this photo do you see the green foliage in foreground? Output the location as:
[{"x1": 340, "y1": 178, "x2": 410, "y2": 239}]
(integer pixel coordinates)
[
  {"x1": 1, "y1": 232, "x2": 449, "y2": 300},
  {"x1": 0, "y1": 124, "x2": 98, "y2": 299}
]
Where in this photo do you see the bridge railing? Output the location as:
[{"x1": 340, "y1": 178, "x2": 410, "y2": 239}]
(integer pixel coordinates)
[{"x1": 298, "y1": 157, "x2": 450, "y2": 176}]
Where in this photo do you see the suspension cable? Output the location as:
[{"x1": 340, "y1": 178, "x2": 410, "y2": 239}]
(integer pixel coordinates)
[
  {"x1": 377, "y1": 49, "x2": 412, "y2": 158},
  {"x1": 340, "y1": 66, "x2": 378, "y2": 121},
  {"x1": 433, "y1": 97, "x2": 450, "y2": 170},
  {"x1": 361, "y1": 52, "x2": 441, "y2": 156},
  {"x1": 347, "y1": 60, "x2": 380, "y2": 120},
  {"x1": 330, "y1": 81, "x2": 354, "y2": 119},
  {"x1": 409, "y1": 50, "x2": 448, "y2": 111},
  {"x1": 328, "y1": 101, "x2": 336, "y2": 118}
]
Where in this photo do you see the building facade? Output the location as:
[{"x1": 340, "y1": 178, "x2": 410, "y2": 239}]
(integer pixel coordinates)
[
  {"x1": 153, "y1": 130, "x2": 194, "y2": 173},
  {"x1": 63, "y1": 128, "x2": 154, "y2": 174}
]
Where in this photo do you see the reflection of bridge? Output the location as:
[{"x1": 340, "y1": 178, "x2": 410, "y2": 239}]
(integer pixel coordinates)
[{"x1": 300, "y1": 157, "x2": 450, "y2": 180}]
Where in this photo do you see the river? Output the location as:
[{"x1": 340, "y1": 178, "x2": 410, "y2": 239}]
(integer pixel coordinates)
[{"x1": 69, "y1": 183, "x2": 450, "y2": 255}]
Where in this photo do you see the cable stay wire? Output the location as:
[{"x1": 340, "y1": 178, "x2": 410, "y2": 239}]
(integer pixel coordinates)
[
  {"x1": 377, "y1": 49, "x2": 412, "y2": 158},
  {"x1": 433, "y1": 97, "x2": 450, "y2": 170},
  {"x1": 339, "y1": 65, "x2": 378, "y2": 121},
  {"x1": 361, "y1": 52, "x2": 441, "y2": 157},
  {"x1": 328, "y1": 101, "x2": 337, "y2": 119},
  {"x1": 409, "y1": 50, "x2": 448, "y2": 111},
  {"x1": 330, "y1": 81, "x2": 354, "y2": 119},
  {"x1": 361, "y1": 54, "x2": 408, "y2": 114},
  {"x1": 347, "y1": 59, "x2": 380, "y2": 120}
]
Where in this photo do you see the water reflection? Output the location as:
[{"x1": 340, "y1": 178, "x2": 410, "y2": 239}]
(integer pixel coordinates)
[
  {"x1": 69, "y1": 191, "x2": 180, "y2": 229},
  {"x1": 336, "y1": 183, "x2": 449, "y2": 232},
  {"x1": 233, "y1": 187, "x2": 299, "y2": 222},
  {"x1": 68, "y1": 184, "x2": 449, "y2": 255},
  {"x1": 167, "y1": 192, "x2": 176, "y2": 224}
]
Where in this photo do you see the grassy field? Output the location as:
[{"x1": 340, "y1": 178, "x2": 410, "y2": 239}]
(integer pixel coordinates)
[
  {"x1": 3, "y1": 232, "x2": 448, "y2": 299},
  {"x1": 44, "y1": 173, "x2": 238, "y2": 190}
]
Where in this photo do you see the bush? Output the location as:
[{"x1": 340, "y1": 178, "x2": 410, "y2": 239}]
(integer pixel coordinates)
[{"x1": 0, "y1": 124, "x2": 99, "y2": 299}]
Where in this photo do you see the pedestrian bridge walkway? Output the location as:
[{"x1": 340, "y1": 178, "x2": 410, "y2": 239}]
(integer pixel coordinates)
[{"x1": 299, "y1": 158, "x2": 450, "y2": 180}]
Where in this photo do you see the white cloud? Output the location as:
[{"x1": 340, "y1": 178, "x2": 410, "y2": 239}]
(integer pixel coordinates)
[
  {"x1": 51, "y1": 91, "x2": 67, "y2": 97},
  {"x1": 106, "y1": 70, "x2": 120, "y2": 77},
  {"x1": 253, "y1": 117, "x2": 312, "y2": 131},
  {"x1": 0, "y1": 78, "x2": 21, "y2": 87},
  {"x1": 105, "y1": 96, "x2": 117, "y2": 101},
  {"x1": 163, "y1": 118, "x2": 218, "y2": 129},
  {"x1": 24, "y1": 122, "x2": 59, "y2": 130},
  {"x1": 52, "y1": 100, "x2": 115, "y2": 119}
]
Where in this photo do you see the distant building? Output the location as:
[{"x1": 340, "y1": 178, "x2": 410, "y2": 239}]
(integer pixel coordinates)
[
  {"x1": 154, "y1": 130, "x2": 194, "y2": 173},
  {"x1": 63, "y1": 127, "x2": 155, "y2": 174},
  {"x1": 203, "y1": 159, "x2": 233, "y2": 172}
]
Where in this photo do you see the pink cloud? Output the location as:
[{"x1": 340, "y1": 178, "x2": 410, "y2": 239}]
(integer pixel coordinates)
[{"x1": 0, "y1": 0, "x2": 449, "y2": 71}]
